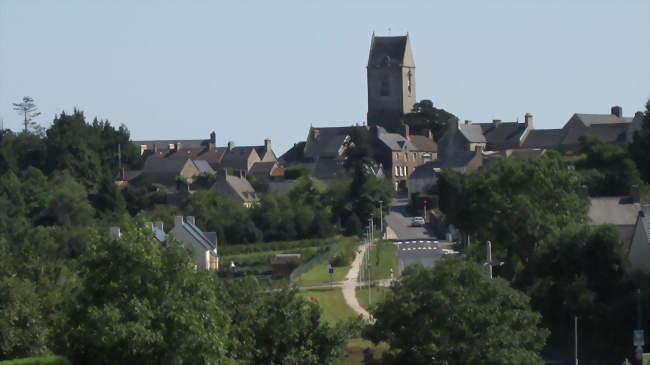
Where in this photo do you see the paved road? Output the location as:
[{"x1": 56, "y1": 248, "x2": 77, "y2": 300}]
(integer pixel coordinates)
[
  {"x1": 394, "y1": 239, "x2": 455, "y2": 272},
  {"x1": 385, "y1": 196, "x2": 436, "y2": 240},
  {"x1": 386, "y1": 196, "x2": 457, "y2": 271}
]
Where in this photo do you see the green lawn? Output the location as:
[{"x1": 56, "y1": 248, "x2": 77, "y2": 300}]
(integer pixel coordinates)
[
  {"x1": 355, "y1": 286, "x2": 391, "y2": 313},
  {"x1": 358, "y1": 240, "x2": 398, "y2": 282},
  {"x1": 294, "y1": 237, "x2": 359, "y2": 285},
  {"x1": 298, "y1": 288, "x2": 359, "y2": 325},
  {"x1": 342, "y1": 338, "x2": 388, "y2": 365}
]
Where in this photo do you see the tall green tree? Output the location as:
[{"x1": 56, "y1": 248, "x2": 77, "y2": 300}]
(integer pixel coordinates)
[
  {"x1": 61, "y1": 217, "x2": 233, "y2": 365},
  {"x1": 12, "y1": 96, "x2": 41, "y2": 133},
  {"x1": 629, "y1": 99, "x2": 650, "y2": 183},
  {"x1": 365, "y1": 259, "x2": 549, "y2": 365},
  {"x1": 402, "y1": 99, "x2": 457, "y2": 140}
]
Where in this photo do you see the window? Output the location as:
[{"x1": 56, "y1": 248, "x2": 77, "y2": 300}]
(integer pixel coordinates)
[
  {"x1": 405, "y1": 166, "x2": 408, "y2": 176},
  {"x1": 413, "y1": 152, "x2": 416, "y2": 160},
  {"x1": 395, "y1": 166, "x2": 399, "y2": 176},
  {"x1": 380, "y1": 75, "x2": 390, "y2": 96},
  {"x1": 405, "y1": 152, "x2": 408, "y2": 162}
]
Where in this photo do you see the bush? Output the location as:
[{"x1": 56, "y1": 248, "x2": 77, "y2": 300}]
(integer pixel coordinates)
[
  {"x1": 329, "y1": 238, "x2": 358, "y2": 267},
  {"x1": 284, "y1": 166, "x2": 313, "y2": 180},
  {"x1": 220, "y1": 238, "x2": 337, "y2": 255},
  {"x1": 0, "y1": 356, "x2": 70, "y2": 365}
]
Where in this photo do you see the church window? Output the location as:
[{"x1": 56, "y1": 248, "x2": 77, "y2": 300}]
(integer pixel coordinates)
[{"x1": 380, "y1": 75, "x2": 390, "y2": 96}]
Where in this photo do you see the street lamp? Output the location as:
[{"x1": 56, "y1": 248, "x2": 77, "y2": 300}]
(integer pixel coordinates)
[
  {"x1": 423, "y1": 199, "x2": 427, "y2": 223},
  {"x1": 379, "y1": 200, "x2": 384, "y2": 240}
]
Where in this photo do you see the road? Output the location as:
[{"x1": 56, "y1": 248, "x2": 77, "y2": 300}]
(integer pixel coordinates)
[{"x1": 386, "y1": 196, "x2": 455, "y2": 271}]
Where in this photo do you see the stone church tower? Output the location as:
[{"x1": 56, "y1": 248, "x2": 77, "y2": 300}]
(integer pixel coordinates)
[{"x1": 366, "y1": 33, "x2": 416, "y2": 132}]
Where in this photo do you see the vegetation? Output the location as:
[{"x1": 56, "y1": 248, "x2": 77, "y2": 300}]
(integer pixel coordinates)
[
  {"x1": 0, "y1": 356, "x2": 70, "y2": 365},
  {"x1": 402, "y1": 99, "x2": 457, "y2": 140},
  {"x1": 364, "y1": 260, "x2": 549, "y2": 365},
  {"x1": 296, "y1": 237, "x2": 358, "y2": 285},
  {"x1": 298, "y1": 288, "x2": 360, "y2": 325},
  {"x1": 629, "y1": 99, "x2": 650, "y2": 183},
  {"x1": 355, "y1": 286, "x2": 390, "y2": 312},
  {"x1": 358, "y1": 241, "x2": 398, "y2": 282},
  {"x1": 284, "y1": 165, "x2": 313, "y2": 179}
]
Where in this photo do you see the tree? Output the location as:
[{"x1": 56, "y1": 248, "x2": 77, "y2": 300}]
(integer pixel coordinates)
[
  {"x1": 575, "y1": 135, "x2": 641, "y2": 195},
  {"x1": 12, "y1": 96, "x2": 41, "y2": 133},
  {"x1": 629, "y1": 99, "x2": 650, "y2": 183},
  {"x1": 61, "y1": 217, "x2": 234, "y2": 364},
  {"x1": 402, "y1": 99, "x2": 457, "y2": 140},
  {"x1": 365, "y1": 259, "x2": 549, "y2": 365}
]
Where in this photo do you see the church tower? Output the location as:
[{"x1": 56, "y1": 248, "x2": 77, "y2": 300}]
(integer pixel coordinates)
[{"x1": 366, "y1": 33, "x2": 416, "y2": 132}]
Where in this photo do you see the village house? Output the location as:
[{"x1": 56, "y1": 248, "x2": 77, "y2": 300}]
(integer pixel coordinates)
[
  {"x1": 211, "y1": 171, "x2": 260, "y2": 208},
  {"x1": 628, "y1": 206, "x2": 650, "y2": 273}
]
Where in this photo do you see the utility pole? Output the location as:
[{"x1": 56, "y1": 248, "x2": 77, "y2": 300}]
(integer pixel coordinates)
[{"x1": 486, "y1": 241, "x2": 493, "y2": 279}]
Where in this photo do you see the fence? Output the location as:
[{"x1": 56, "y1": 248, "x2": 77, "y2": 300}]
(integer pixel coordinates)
[{"x1": 288, "y1": 242, "x2": 337, "y2": 281}]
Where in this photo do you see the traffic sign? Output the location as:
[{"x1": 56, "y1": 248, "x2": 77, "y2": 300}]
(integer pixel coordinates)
[{"x1": 634, "y1": 330, "x2": 645, "y2": 346}]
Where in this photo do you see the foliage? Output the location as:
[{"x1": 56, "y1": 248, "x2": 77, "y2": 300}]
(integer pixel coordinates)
[
  {"x1": 220, "y1": 237, "x2": 337, "y2": 255},
  {"x1": 358, "y1": 241, "x2": 398, "y2": 281},
  {"x1": 629, "y1": 99, "x2": 650, "y2": 183},
  {"x1": 574, "y1": 135, "x2": 641, "y2": 195},
  {"x1": 0, "y1": 356, "x2": 70, "y2": 365},
  {"x1": 365, "y1": 260, "x2": 549, "y2": 365},
  {"x1": 438, "y1": 152, "x2": 588, "y2": 283},
  {"x1": 298, "y1": 289, "x2": 361, "y2": 325},
  {"x1": 60, "y1": 217, "x2": 233, "y2": 365},
  {"x1": 402, "y1": 99, "x2": 457, "y2": 140},
  {"x1": 12, "y1": 97, "x2": 42, "y2": 134},
  {"x1": 284, "y1": 165, "x2": 313, "y2": 179},
  {"x1": 329, "y1": 237, "x2": 358, "y2": 267}
]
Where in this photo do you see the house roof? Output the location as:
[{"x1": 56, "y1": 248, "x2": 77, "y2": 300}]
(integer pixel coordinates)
[
  {"x1": 194, "y1": 160, "x2": 215, "y2": 174},
  {"x1": 312, "y1": 158, "x2": 350, "y2": 180},
  {"x1": 562, "y1": 123, "x2": 629, "y2": 146},
  {"x1": 142, "y1": 153, "x2": 195, "y2": 174},
  {"x1": 181, "y1": 219, "x2": 217, "y2": 256},
  {"x1": 409, "y1": 135, "x2": 438, "y2": 152},
  {"x1": 507, "y1": 148, "x2": 546, "y2": 158},
  {"x1": 221, "y1": 147, "x2": 259, "y2": 170},
  {"x1": 458, "y1": 124, "x2": 487, "y2": 143},
  {"x1": 482, "y1": 122, "x2": 528, "y2": 144},
  {"x1": 368, "y1": 35, "x2": 408, "y2": 67},
  {"x1": 278, "y1": 141, "x2": 306, "y2": 165},
  {"x1": 410, "y1": 151, "x2": 480, "y2": 180},
  {"x1": 522, "y1": 129, "x2": 565, "y2": 148},
  {"x1": 303, "y1": 127, "x2": 352, "y2": 159},
  {"x1": 377, "y1": 130, "x2": 417, "y2": 151},
  {"x1": 212, "y1": 174, "x2": 259, "y2": 203},
  {"x1": 573, "y1": 113, "x2": 633, "y2": 126},
  {"x1": 132, "y1": 139, "x2": 209, "y2": 152},
  {"x1": 588, "y1": 197, "x2": 641, "y2": 226},
  {"x1": 183, "y1": 147, "x2": 226, "y2": 164},
  {"x1": 250, "y1": 161, "x2": 277, "y2": 175}
]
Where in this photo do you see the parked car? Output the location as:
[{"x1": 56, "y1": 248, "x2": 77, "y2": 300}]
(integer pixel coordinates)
[{"x1": 411, "y1": 216, "x2": 425, "y2": 227}]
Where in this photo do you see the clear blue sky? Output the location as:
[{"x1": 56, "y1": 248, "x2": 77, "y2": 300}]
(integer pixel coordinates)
[{"x1": 1, "y1": 0, "x2": 648, "y2": 155}]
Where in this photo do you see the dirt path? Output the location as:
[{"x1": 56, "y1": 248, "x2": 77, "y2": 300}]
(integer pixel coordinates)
[{"x1": 341, "y1": 243, "x2": 372, "y2": 322}]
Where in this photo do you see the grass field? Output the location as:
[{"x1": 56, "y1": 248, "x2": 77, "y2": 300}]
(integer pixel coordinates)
[
  {"x1": 355, "y1": 286, "x2": 391, "y2": 313},
  {"x1": 294, "y1": 237, "x2": 359, "y2": 285},
  {"x1": 358, "y1": 240, "x2": 398, "y2": 282},
  {"x1": 342, "y1": 338, "x2": 388, "y2": 365},
  {"x1": 298, "y1": 288, "x2": 359, "y2": 325}
]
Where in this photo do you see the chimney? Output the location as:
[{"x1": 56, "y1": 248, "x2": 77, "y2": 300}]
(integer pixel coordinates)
[
  {"x1": 174, "y1": 215, "x2": 184, "y2": 228},
  {"x1": 109, "y1": 226, "x2": 121, "y2": 239},
  {"x1": 175, "y1": 142, "x2": 182, "y2": 151},
  {"x1": 422, "y1": 128, "x2": 433, "y2": 139},
  {"x1": 403, "y1": 124, "x2": 410, "y2": 140},
  {"x1": 153, "y1": 221, "x2": 164, "y2": 232},
  {"x1": 264, "y1": 138, "x2": 271, "y2": 153},
  {"x1": 631, "y1": 185, "x2": 640, "y2": 203},
  {"x1": 611, "y1": 106, "x2": 622, "y2": 118},
  {"x1": 186, "y1": 216, "x2": 195, "y2": 225},
  {"x1": 524, "y1": 113, "x2": 533, "y2": 128},
  {"x1": 492, "y1": 119, "x2": 501, "y2": 126},
  {"x1": 210, "y1": 131, "x2": 216, "y2": 144},
  {"x1": 209, "y1": 142, "x2": 215, "y2": 152},
  {"x1": 227, "y1": 141, "x2": 235, "y2": 151},
  {"x1": 464, "y1": 120, "x2": 472, "y2": 125}
]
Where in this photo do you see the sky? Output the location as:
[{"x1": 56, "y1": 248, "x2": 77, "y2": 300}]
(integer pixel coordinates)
[{"x1": 1, "y1": 0, "x2": 649, "y2": 155}]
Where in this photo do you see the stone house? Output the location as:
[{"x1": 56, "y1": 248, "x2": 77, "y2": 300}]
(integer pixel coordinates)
[
  {"x1": 126, "y1": 152, "x2": 200, "y2": 191},
  {"x1": 211, "y1": 171, "x2": 260, "y2": 208},
  {"x1": 221, "y1": 139, "x2": 277, "y2": 174},
  {"x1": 588, "y1": 186, "x2": 644, "y2": 247},
  {"x1": 170, "y1": 216, "x2": 219, "y2": 271},
  {"x1": 407, "y1": 149, "x2": 483, "y2": 199}
]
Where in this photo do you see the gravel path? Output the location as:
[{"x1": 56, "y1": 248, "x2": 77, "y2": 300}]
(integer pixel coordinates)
[{"x1": 341, "y1": 243, "x2": 373, "y2": 322}]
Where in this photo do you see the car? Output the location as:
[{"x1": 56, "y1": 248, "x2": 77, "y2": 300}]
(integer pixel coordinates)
[{"x1": 411, "y1": 216, "x2": 425, "y2": 227}]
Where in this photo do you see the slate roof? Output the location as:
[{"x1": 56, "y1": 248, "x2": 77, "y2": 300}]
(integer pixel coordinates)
[
  {"x1": 212, "y1": 174, "x2": 259, "y2": 203},
  {"x1": 221, "y1": 147, "x2": 259, "y2": 170},
  {"x1": 573, "y1": 113, "x2": 633, "y2": 126},
  {"x1": 368, "y1": 36, "x2": 408, "y2": 67},
  {"x1": 409, "y1": 135, "x2": 438, "y2": 152},
  {"x1": 507, "y1": 149, "x2": 546, "y2": 158},
  {"x1": 250, "y1": 161, "x2": 277, "y2": 176},
  {"x1": 278, "y1": 141, "x2": 306, "y2": 165},
  {"x1": 562, "y1": 123, "x2": 629, "y2": 146},
  {"x1": 303, "y1": 127, "x2": 352, "y2": 159},
  {"x1": 194, "y1": 160, "x2": 215, "y2": 174},
  {"x1": 181, "y1": 218, "x2": 217, "y2": 256},
  {"x1": 376, "y1": 130, "x2": 417, "y2": 151},
  {"x1": 458, "y1": 124, "x2": 487, "y2": 143},
  {"x1": 183, "y1": 147, "x2": 226, "y2": 165},
  {"x1": 409, "y1": 151, "x2": 481, "y2": 180},
  {"x1": 588, "y1": 197, "x2": 641, "y2": 226},
  {"x1": 522, "y1": 129, "x2": 565, "y2": 148},
  {"x1": 482, "y1": 122, "x2": 528, "y2": 144},
  {"x1": 312, "y1": 158, "x2": 350, "y2": 180},
  {"x1": 142, "y1": 153, "x2": 195, "y2": 174}
]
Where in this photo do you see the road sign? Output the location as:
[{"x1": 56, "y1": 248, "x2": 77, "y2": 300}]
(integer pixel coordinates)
[
  {"x1": 327, "y1": 264, "x2": 333, "y2": 274},
  {"x1": 634, "y1": 330, "x2": 645, "y2": 346}
]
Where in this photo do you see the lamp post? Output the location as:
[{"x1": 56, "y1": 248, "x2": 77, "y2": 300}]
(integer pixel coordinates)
[
  {"x1": 423, "y1": 199, "x2": 427, "y2": 223},
  {"x1": 379, "y1": 200, "x2": 384, "y2": 239}
]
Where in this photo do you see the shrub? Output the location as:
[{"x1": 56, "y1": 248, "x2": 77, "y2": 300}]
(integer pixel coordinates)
[
  {"x1": 329, "y1": 238, "x2": 357, "y2": 267},
  {"x1": 284, "y1": 166, "x2": 313, "y2": 180}
]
